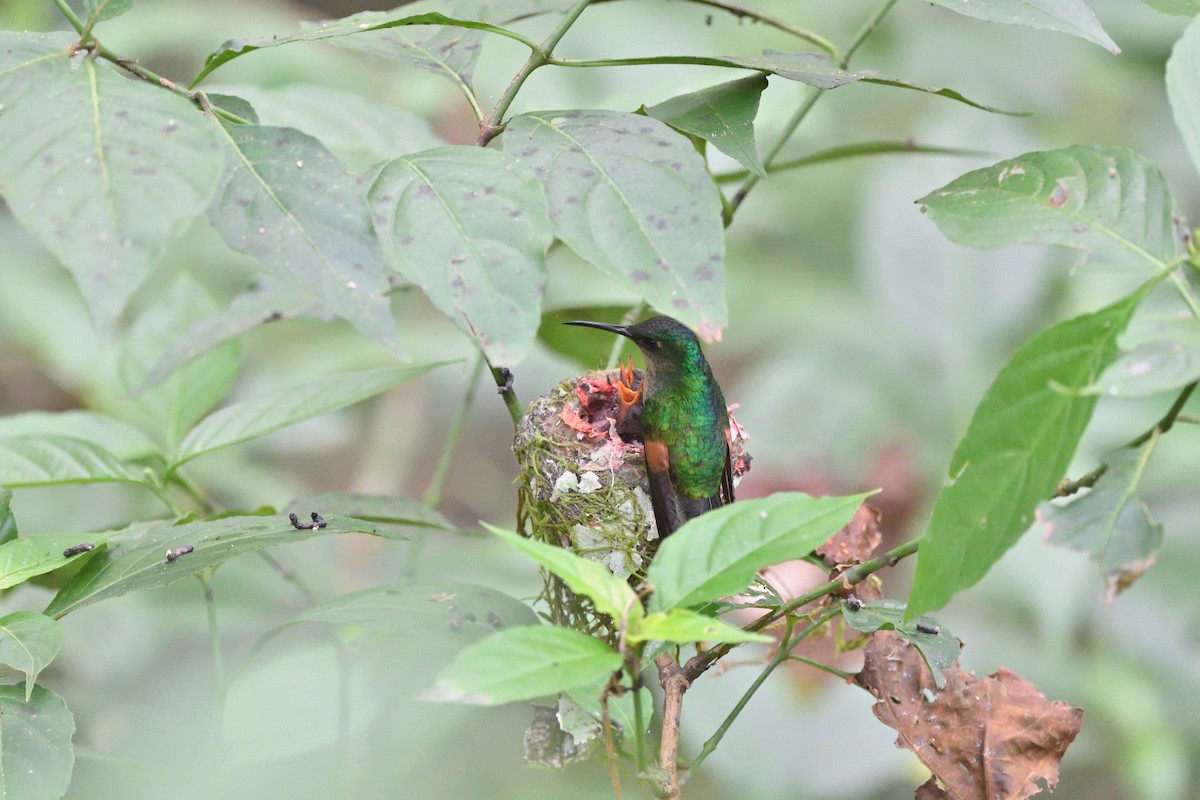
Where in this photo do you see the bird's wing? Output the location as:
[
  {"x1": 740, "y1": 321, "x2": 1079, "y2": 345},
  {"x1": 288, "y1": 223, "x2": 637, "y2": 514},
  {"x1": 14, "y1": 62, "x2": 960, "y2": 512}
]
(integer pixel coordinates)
[
  {"x1": 644, "y1": 438, "x2": 687, "y2": 540},
  {"x1": 719, "y1": 431, "x2": 735, "y2": 507}
]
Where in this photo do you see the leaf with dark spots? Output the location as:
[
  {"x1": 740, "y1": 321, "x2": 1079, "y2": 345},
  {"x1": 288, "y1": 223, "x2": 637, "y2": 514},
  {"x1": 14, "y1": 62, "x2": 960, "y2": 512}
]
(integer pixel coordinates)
[
  {"x1": 370, "y1": 146, "x2": 551, "y2": 366},
  {"x1": 206, "y1": 122, "x2": 401, "y2": 353},
  {"x1": 856, "y1": 632, "x2": 1083, "y2": 800},
  {"x1": 503, "y1": 110, "x2": 727, "y2": 340},
  {"x1": 921, "y1": 0, "x2": 1118, "y2": 53},
  {"x1": 284, "y1": 492, "x2": 458, "y2": 533},
  {"x1": 843, "y1": 599, "x2": 960, "y2": 687}
]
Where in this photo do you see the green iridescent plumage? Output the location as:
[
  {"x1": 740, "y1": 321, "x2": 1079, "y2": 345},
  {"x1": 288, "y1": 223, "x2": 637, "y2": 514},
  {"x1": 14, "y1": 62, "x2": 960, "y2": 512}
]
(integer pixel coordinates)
[{"x1": 564, "y1": 315, "x2": 733, "y2": 538}]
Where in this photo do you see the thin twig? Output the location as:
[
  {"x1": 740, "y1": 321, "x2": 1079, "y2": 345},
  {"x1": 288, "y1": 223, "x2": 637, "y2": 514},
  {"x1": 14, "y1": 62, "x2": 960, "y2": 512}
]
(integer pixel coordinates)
[
  {"x1": 256, "y1": 550, "x2": 318, "y2": 605},
  {"x1": 600, "y1": 687, "x2": 625, "y2": 800},
  {"x1": 677, "y1": 0, "x2": 838, "y2": 59},
  {"x1": 197, "y1": 570, "x2": 227, "y2": 759},
  {"x1": 713, "y1": 141, "x2": 989, "y2": 184},
  {"x1": 655, "y1": 653, "x2": 690, "y2": 800}
]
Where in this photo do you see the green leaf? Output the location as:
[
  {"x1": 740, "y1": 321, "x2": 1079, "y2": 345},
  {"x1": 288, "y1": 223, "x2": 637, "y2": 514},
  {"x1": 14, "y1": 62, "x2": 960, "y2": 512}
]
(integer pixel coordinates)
[
  {"x1": 0, "y1": 685, "x2": 74, "y2": 800},
  {"x1": 918, "y1": 145, "x2": 1178, "y2": 271},
  {"x1": 538, "y1": 305, "x2": 633, "y2": 368},
  {"x1": 921, "y1": 0, "x2": 1118, "y2": 53},
  {"x1": 644, "y1": 75, "x2": 768, "y2": 177},
  {"x1": 45, "y1": 514, "x2": 407, "y2": 618},
  {"x1": 425, "y1": 625, "x2": 621, "y2": 706},
  {"x1": 140, "y1": 278, "x2": 318, "y2": 392},
  {"x1": 171, "y1": 363, "x2": 449, "y2": 469},
  {"x1": 0, "y1": 529, "x2": 122, "y2": 591},
  {"x1": 0, "y1": 612, "x2": 61, "y2": 700},
  {"x1": 1144, "y1": 0, "x2": 1200, "y2": 15},
  {"x1": 1168, "y1": 15, "x2": 1200, "y2": 177},
  {"x1": 284, "y1": 493, "x2": 457, "y2": 532},
  {"x1": 907, "y1": 286, "x2": 1152, "y2": 617},
  {"x1": 0, "y1": 32, "x2": 224, "y2": 328},
  {"x1": 646, "y1": 492, "x2": 873, "y2": 612},
  {"x1": 484, "y1": 525, "x2": 640, "y2": 626},
  {"x1": 0, "y1": 412, "x2": 159, "y2": 462},
  {"x1": 116, "y1": 276, "x2": 241, "y2": 449},
  {"x1": 842, "y1": 600, "x2": 960, "y2": 688},
  {"x1": 370, "y1": 146, "x2": 552, "y2": 366},
  {"x1": 207, "y1": 121, "x2": 401, "y2": 352},
  {"x1": 504, "y1": 110, "x2": 727, "y2": 340},
  {"x1": 84, "y1": 0, "x2": 134, "y2": 22},
  {"x1": 206, "y1": 84, "x2": 444, "y2": 171},
  {"x1": 1086, "y1": 316, "x2": 1200, "y2": 397},
  {"x1": 630, "y1": 609, "x2": 770, "y2": 645},
  {"x1": 1037, "y1": 441, "x2": 1163, "y2": 602},
  {"x1": 0, "y1": 435, "x2": 148, "y2": 488},
  {"x1": 0, "y1": 490, "x2": 16, "y2": 546}
]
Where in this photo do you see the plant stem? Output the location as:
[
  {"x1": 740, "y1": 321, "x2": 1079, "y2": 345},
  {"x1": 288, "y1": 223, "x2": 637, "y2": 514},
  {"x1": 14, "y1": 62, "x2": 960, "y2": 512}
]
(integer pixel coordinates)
[
  {"x1": 713, "y1": 140, "x2": 988, "y2": 184},
  {"x1": 632, "y1": 682, "x2": 648, "y2": 775},
  {"x1": 729, "y1": 0, "x2": 900, "y2": 216},
  {"x1": 477, "y1": 0, "x2": 593, "y2": 145},
  {"x1": 487, "y1": 359, "x2": 524, "y2": 427},
  {"x1": 256, "y1": 550, "x2": 318, "y2": 605},
  {"x1": 600, "y1": 691, "x2": 625, "y2": 800},
  {"x1": 604, "y1": 301, "x2": 647, "y2": 370},
  {"x1": 684, "y1": 538, "x2": 919, "y2": 681},
  {"x1": 678, "y1": 0, "x2": 838, "y2": 59},
  {"x1": 197, "y1": 569, "x2": 227, "y2": 758},
  {"x1": 654, "y1": 654, "x2": 690, "y2": 800},
  {"x1": 423, "y1": 352, "x2": 486, "y2": 508},
  {"x1": 687, "y1": 606, "x2": 840, "y2": 777},
  {"x1": 787, "y1": 653, "x2": 854, "y2": 681}
]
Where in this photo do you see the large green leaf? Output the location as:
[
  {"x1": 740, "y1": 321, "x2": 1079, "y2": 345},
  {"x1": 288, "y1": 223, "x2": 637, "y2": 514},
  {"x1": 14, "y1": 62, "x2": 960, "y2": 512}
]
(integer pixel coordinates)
[
  {"x1": 921, "y1": 0, "x2": 1118, "y2": 53},
  {"x1": 504, "y1": 110, "x2": 727, "y2": 340},
  {"x1": 0, "y1": 436, "x2": 148, "y2": 489},
  {"x1": 842, "y1": 600, "x2": 960, "y2": 687},
  {"x1": 918, "y1": 146, "x2": 1178, "y2": 272},
  {"x1": 284, "y1": 493, "x2": 456, "y2": 532},
  {"x1": 206, "y1": 121, "x2": 400, "y2": 352},
  {"x1": 1037, "y1": 442, "x2": 1163, "y2": 602},
  {"x1": 0, "y1": 685, "x2": 74, "y2": 800},
  {"x1": 170, "y1": 363, "x2": 448, "y2": 469},
  {"x1": 0, "y1": 411, "x2": 159, "y2": 462},
  {"x1": 644, "y1": 75, "x2": 768, "y2": 177},
  {"x1": 0, "y1": 612, "x2": 61, "y2": 700},
  {"x1": 907, "y1": 287, "x2": 1152, "y2": 617},
  {"x1": 0, "y1": 32, "x2": 223, "y2": 328},
  {"x1": 370, "y1": 146, "x2": 552, "y2": 366},
  {"x1": 1168, "y1": 15, "x2": 1200, "y2": 177},
  {"x1": 1086, "y1": 316, "x2": 1200, "y2": 397},
  {"x1": 538, "y1": 304, "x2": 632, "y2": 368},
  {"x1": 45, "y1": 514, "x2": 407, "y2": 618},
  {"x1": 485, "y1": 525, "x2": 640, "y2": 626},
  {"x1": 630, "y1": 609, "x2": 770, "y2": 645},
  {"x1": 0, "y1": 529, "x2": 122, "y2": 591},
  {"x1": 425, "y1": 625, "x2": 621, "y2": 706},
  {"x1": 646, "y1": 492, "x2": 872, "y2": 612}
]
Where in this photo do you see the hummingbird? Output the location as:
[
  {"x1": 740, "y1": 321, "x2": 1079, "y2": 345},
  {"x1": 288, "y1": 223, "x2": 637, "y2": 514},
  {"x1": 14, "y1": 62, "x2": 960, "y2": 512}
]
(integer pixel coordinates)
[{"x1": 564, "y1": 315, "x2": 734, "y2": 540}]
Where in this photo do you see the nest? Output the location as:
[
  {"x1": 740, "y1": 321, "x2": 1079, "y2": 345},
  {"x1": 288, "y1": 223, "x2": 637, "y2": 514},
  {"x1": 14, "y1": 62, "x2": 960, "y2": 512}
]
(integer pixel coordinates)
[{"x1": 514, "y1": 367, "x2": 750, "y2": 644}]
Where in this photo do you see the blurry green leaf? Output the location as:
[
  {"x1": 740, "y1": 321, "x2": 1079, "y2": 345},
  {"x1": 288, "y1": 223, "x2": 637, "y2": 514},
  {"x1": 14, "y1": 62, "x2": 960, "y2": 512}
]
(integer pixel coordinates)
[
  {"x1": 118, "y1": 277, "x2": 241, "y2": 449},
  {"x1": 84, "y1": 0, "x2": 133, "y2": 22},
  {"x1": 842, "y1": 600, "x2": 960, "y2": 687},
  {"x1": 504, "y1": 110, "x2": 727, "y2": 340},
  {"x1": 285, "y1": 493, "x2": 457, "y2": 531},
  {"x1": 918, "y1": 146, "x2": 1178, "y2": 271},
  {"x1": 45, "y1": 514, "x2": 406, "y2": 618},
  {"x1": 140, "y1": 278, "x2": 319, "y2": 392},
  {"x1": 0, "y1": 32, "x2": 223, "y2": 329},
  {"x1": 0, "y1": 612, "x2": 61, "y2": 701},
  {"x1": 630, "y1": 609, "x2": 770, "y2": 645},
  {"x1": 0, "y1": 491, "x2": 15, "y2": 547},
  {"x1": 0, "y1": 412, "x2": 159, "y2": 462},
  {"x1": 370, "y1": 146, "x2": 552, "y2": 366},
  {"x1": 0, "y1": 685, "x2": 74, "y2": 800},
  {"x1": 1168, "y1": 16, "x2": 1200, "y2": 177},
  {"x1": 425, "y1": 625, "x2": 621, "y2": 706},
  {"x1": 539, "y1": 305, "x2": 633, "y2": 368},
  {"x1": 566, "y1": 683, "x2": 652, "y2": 741},
  {"x1": 1037, "y1": 440, "x2": 1163, "y2": 602},
  {"x1": 644, "y1": 75, "x2": 768, "y2": 177},
  {"x1": 0, "y1": 529, "x2": 121, "y2": 591},
  {"x1": 171, "y1": 363, "x2": 449, "y2": 469},
  {"x1": 922, "y1": 0, "x2": 1118, "y2": 53},
  {"x1": 207, "y1": 121, "x2": 401, "y2": 352},
  {"x1": 1086, "y1": 316, "x2": 1200, "y2": 397},
  {"x1": 646, "y1": 492, "x2": 873, "y2": 612},
  {"x1": 907, "y1": 286, "x2": 1152, "y2": 618},
  {"x1": 1145, "y1": 0, "x2": 1200, "y2": 14},
  {"x1": 207, "y1": 84, "x2": 445, "y2": 171},
  {"x1": 485, "y1": 525, "x2": 640, "y2": 626},
  {"x1": 0, "y1": 435, "x2": 148, "y2": 488}
]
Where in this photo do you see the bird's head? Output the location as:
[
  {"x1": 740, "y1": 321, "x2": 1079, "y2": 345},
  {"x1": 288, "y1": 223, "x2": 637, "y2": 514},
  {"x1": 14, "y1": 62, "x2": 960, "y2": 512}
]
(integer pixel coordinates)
[{"x1": 564, "y1": 315, "x2": 703, "y2": 379}]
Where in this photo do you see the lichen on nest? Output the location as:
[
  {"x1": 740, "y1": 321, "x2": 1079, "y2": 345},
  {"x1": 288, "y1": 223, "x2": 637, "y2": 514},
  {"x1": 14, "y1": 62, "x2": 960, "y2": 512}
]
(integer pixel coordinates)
[{"x1": 514, "y1": 366, "x2": 750, "y2": 642}]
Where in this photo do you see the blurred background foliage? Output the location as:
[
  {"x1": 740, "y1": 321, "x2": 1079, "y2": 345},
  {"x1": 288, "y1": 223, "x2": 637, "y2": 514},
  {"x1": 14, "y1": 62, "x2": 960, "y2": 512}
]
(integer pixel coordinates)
[{"x1": 1, "y1": 0, "x2": 1198, "y2": 798}]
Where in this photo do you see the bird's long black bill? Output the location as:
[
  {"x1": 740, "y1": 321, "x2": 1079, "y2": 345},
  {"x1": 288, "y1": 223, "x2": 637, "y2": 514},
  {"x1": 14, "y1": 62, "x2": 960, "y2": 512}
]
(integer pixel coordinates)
[{"x1": 563, "y1": 320, "x2": 631, "y2": 337}]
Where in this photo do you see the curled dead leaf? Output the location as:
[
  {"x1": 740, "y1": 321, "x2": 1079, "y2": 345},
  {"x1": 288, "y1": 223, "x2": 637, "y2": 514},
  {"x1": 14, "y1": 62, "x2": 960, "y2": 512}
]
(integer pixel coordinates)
[
  {"x1": 856, "y1": 632, "x2": 1083, "y2": 800},
  {"x1": 817, "y1": 503, "x2": 883, "y2": 567}
]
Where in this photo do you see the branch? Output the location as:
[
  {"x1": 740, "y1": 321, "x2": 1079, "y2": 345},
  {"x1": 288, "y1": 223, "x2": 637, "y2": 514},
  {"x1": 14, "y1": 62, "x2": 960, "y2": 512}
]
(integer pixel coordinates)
[
  {"x1": 655, "y1": 653, "x2": 690, "y2": 800},
  {"x1": 676, "y1": 0, "x2": 837, "y2": 59}
]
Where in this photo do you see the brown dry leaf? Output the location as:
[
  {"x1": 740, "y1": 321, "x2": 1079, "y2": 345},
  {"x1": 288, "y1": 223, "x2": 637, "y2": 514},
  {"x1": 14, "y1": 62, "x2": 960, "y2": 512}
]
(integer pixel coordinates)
[
  {"x1": 817, "y1": 503, "x2": 883, "y2": 567},
  {"x1": 856, "y1": 632, "x2": 1083, "y2": 800}
]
